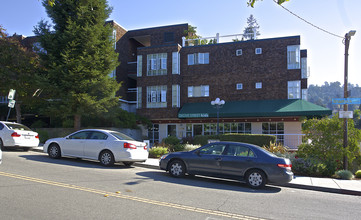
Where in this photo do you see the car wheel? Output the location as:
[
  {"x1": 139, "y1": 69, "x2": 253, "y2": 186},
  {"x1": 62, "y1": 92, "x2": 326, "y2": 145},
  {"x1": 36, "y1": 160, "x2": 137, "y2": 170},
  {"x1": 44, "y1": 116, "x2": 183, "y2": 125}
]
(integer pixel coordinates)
[
  {"x1": 123, "y1": 162, "x2": 134, "y2": 167},
  {"x1": 0, "y1": 139, "x2": 5, "y2": 151},
  {"x1": 168, "y1": 160, "x2": 186, "y2": 178},
  {"x1": 245, "y1": 169, "x2": 266, "y2": 189},
  {"x1": 99, "y1": 150, "x2": 114, "y2": 167},
  {"x1": 22, "y1": 147, "x2": 30, "y2": 152},
  {"x1": 48, "y1": 144, "x2": 61, "y2": 159}
]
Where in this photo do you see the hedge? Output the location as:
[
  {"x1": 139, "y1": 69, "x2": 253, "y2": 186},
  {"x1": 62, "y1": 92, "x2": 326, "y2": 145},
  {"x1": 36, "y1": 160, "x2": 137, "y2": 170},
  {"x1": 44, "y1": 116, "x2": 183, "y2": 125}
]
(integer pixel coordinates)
[{"x1": 192, "y1": 133, "x2": 276, "y2": 147}]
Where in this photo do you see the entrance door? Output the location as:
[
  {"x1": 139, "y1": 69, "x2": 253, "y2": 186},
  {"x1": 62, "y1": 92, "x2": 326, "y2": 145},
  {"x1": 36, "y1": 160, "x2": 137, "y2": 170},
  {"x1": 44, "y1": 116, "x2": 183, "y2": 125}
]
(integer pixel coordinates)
[{"x1": 193, "y1": 125, "x2": 202, "y2": 136}]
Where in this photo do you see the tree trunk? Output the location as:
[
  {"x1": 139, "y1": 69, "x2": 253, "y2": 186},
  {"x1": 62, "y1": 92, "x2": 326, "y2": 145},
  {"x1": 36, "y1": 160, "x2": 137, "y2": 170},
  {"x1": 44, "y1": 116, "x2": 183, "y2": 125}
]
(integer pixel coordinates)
[
  {"x1": 74, "y1": 114, "x2": 81, "y2": 130},
  {"x1": 15, "y1": 102, "x2": 22, "y2": 123}
]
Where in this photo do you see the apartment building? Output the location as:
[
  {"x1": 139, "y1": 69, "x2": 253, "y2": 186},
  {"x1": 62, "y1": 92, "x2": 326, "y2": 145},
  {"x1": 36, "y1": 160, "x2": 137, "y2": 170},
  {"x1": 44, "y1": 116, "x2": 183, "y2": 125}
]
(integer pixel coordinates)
[
  {"x1": 13, "y1": 21, "x2": 331, "y2": 148},
  {"x1": 111, "y1": 22, "x2": 331, "y2": 149}
]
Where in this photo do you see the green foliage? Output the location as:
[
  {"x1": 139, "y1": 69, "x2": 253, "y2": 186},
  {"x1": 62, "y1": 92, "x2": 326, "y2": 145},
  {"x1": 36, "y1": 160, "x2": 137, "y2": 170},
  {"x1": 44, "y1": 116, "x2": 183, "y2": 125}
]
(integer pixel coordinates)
[
  {"x1": 149, "y1": 147, "x2": 168, "y2": 158},
  {"x1": 298, "y1": 116, "x2": 361, "y2": 170},
  {"x1": 34, "y1": 0, "x2": 121, "y2": 128},
  {"x1": 36, "y1": 129, "x2": 49, "y2": 144},
  {"x1": 243, "y1": 14, "x2": 260, "y2": 40},
  {"x1": 334, "y1": 170, "x2": 354, "y2": 180},
  {"x1": 31, "y1": 120, "x2": 48, "y2": 128},
  {"x1": 163, "y1": 136, "x2": 181, "y2": 146},
  {"x1": 308, "y1": 82, "x2": 361, "y2": 111},
  {"x1": 355, "y1": 170, "x2": 361, "y2": 178},
  {"x1": 291, "y1": 157, "x2": 338, "y2": 177},
  {"x1": 262, "y1": 142, "x2": 289, "y2": 154}
]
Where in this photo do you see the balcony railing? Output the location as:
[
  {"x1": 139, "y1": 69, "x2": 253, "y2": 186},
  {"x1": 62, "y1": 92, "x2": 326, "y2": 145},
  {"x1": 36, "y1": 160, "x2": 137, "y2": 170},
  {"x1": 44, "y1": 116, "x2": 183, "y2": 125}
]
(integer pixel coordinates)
[{"x1": 182, "y1": 32, "x2": 257, "y2": 47}]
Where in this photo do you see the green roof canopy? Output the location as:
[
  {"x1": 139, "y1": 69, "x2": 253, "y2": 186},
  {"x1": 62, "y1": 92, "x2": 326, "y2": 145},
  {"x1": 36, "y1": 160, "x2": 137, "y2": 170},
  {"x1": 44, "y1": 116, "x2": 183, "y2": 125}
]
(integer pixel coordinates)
[{"x1": 178, "y1": 99, "x2": 332, "y2": 118}]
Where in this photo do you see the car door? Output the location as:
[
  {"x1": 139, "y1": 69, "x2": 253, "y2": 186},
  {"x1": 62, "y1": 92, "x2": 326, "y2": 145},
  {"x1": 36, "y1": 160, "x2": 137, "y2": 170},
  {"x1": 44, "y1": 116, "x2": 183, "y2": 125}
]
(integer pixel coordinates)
[
  {"x1": 62, "y1": 131, "x2": 91, "y2": 157},
  {"x1": 186, "y1": 143, "x2": 226, "y2": 175},
  {"x1": 220, "y1": 143, "x2": 257, "y2": 177},
  {"x1": 83, "y1": 131, "x2": 107, "y2": 159}
]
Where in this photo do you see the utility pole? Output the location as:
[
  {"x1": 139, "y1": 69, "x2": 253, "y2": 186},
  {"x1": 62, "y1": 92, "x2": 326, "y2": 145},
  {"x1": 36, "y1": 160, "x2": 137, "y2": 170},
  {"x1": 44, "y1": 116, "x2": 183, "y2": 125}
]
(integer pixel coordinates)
[{"x1": 343, "y1": 30, "x2": 356, "y2": 170}]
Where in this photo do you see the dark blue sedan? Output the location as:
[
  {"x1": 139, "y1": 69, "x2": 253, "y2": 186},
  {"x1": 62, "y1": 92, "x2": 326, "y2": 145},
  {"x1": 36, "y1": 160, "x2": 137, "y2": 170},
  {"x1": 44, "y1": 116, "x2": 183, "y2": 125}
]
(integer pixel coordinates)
[{"x1": 159, "y1": 141, "x2": 293, "y2": 188}]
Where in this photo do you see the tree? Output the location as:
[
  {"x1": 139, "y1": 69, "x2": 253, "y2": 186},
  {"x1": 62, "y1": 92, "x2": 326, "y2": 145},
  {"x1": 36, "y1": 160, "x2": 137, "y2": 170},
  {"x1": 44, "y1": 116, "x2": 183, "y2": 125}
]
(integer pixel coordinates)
[
  {"x1": 243, "y1": 14, "x2": 260, "y2": 40},
  {"x1": 34, "y1": 0, "x2": 121, "y2": 129},
  {"x1": 247, "y1": 0, "x2": 289, "y2": 7},
  {"x1": 298, "y1": 116, "x2": 361, "y2": 171},
  {"x1": 0, "y1": 25, "x2": 44, "y2": 122}
]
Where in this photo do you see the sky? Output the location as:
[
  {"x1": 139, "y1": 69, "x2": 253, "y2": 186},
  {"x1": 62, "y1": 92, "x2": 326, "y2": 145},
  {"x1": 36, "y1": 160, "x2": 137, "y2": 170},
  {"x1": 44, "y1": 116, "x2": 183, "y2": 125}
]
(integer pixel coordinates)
[{"x1": 0, "y1": 0, "x2": 360, "y2": 86}]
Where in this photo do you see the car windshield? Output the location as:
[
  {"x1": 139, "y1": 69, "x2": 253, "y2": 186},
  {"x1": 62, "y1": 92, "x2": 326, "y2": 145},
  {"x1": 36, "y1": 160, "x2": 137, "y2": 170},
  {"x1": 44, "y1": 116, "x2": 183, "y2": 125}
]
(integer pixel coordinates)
[
  {"x1": 4, "y1": 123, "x2": 32, "y2": 131},
  {"x1": 109, "y1": 131, "x2": 134, "y2": 141}
]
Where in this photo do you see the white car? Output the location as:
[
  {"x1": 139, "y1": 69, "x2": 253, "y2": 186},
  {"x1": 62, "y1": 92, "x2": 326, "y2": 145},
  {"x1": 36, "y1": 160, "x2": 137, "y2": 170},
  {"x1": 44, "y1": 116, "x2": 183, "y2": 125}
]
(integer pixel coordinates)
[
  {"x1": 0, "y1": 121, "x2": 39, "y2": 151},
  {"x1": 43, "y1": 129, "x2": 149, "y2": 166},
  {"x1": 0, "y1": 146, "x2": 2, "y2": 164}
]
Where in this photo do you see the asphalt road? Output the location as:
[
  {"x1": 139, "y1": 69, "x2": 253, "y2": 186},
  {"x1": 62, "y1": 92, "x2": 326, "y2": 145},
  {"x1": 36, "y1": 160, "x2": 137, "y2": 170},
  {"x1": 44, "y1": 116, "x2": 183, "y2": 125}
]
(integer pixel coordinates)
[{"x1": 1, "y1": 151, "x2": 360, "y2": 220}]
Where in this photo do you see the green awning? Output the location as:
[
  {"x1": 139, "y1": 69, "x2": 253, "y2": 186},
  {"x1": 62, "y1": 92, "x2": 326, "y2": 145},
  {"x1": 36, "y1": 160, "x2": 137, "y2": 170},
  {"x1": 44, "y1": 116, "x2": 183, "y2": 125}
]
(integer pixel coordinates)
[{"x1": 178, "y1": 99, "x2": 332, "y2": 118}]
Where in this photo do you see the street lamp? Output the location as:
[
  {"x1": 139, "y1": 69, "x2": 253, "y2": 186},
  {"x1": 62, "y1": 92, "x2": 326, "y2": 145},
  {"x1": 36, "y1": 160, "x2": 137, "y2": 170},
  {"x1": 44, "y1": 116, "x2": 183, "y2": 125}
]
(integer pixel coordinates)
[
  {"x1": 343, "y1": 30, "x2": 356, "y2": 170},
  {"x1": 211, "y1": 98, "x2": 225, "y2": 135}
]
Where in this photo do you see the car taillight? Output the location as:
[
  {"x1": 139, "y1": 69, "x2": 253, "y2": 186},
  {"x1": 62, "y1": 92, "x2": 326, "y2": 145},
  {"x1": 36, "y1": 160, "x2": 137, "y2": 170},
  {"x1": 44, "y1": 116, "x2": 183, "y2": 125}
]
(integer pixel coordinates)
[
  {"x1": 35, "y1": 135, "x2": 39, "y2": 139},
  {"x1": 144, "y1": 145, "x2": 148, "y2": 150},
  {"x1": 278, "y1": 164, "x2": 292, "y2": 171},
  {"x1": 11, "y1": 132, "x2": 21, "y2": 137},
  {"x1": 124, "y1": 143, "x2": 137, "y2": 149}
]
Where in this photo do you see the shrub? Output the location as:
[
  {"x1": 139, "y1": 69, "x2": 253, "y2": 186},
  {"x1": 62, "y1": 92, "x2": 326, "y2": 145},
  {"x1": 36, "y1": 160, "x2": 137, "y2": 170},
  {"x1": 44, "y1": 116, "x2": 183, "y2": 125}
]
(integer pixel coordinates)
[
  {"x1": 355, "y1": 170, "x2": 361, "y2": 178},
  {"x1": 31, "y1": 120, "x2": 48, "y2": 128},
  {"x1": 334, "y1": 170, "x2": 354, "y2": 180},
  {"x1": 262, "y1": 142, "x2": 289, "y2": 154},
  {"x1": 162, "y1": 136, "x2": 181, "y2": 146},
  {"x1": 169, "y1": 144, "x2": 185, "y2": 152},
  {"x1": 291, "y1": 157, "x2": 337, "y2": 177},
  {"x1": 36, "y1": 130, "x2": 49, "y2": 144},
  {"x1": 149, "y1": 147, "x2": 168, "y2": 158}
]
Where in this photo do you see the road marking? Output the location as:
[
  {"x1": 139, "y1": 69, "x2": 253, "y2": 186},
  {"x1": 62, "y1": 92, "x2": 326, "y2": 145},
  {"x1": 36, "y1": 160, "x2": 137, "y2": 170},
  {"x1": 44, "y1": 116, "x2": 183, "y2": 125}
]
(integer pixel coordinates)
[{"x1": 0, "y1": 171, "x2": 266, "y2": 220}]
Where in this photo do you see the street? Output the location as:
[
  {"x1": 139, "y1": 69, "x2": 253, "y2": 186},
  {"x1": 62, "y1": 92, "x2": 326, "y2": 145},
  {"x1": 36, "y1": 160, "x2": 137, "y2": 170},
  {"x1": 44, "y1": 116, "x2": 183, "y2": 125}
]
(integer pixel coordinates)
[{"x1": 1, "y1": 151, "x2": 360, "y2": 220}]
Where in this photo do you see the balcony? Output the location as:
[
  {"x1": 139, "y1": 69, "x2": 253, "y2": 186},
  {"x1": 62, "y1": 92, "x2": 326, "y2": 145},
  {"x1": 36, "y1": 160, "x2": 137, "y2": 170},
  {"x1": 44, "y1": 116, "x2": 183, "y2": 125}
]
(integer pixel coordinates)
[
  {"x1": 182, "y1": 32, "x2": 257, "y2": 47},
  {"x1": 127, "y1": 62, "x2": 137, "y2": 79}
]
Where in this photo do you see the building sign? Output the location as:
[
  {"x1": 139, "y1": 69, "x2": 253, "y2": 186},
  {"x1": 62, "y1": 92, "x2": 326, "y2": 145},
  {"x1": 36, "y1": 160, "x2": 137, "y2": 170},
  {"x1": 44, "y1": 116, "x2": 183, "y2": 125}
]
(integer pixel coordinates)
[
  {"x1": 178, "y1": 113, "x2": 209, "y2": 118},
  {"x1": 332, "y1": 98, "x2": 361, "y2": 105}
]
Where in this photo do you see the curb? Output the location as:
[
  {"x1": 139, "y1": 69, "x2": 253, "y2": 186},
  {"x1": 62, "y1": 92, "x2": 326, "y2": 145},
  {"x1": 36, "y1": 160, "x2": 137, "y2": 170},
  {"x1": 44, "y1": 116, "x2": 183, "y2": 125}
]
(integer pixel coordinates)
[
  {"x1": 30, "y1": 148, "x2": 360, "y2": 196},
  {"x1": 273, "y1": 183, "x2": 361, "y2": 196}
]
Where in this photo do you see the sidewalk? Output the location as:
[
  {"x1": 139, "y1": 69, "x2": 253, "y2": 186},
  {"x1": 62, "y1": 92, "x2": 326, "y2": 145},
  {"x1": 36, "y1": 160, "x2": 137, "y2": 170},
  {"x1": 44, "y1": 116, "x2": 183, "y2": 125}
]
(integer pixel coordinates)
[{"x1": 32, "y1": 147, "x2": 361, "y2": 196}]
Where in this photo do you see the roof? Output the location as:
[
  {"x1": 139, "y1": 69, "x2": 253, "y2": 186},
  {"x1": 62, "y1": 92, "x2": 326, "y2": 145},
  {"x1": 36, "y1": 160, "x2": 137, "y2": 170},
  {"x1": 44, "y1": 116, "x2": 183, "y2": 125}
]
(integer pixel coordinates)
[{"x1": 178, "y1": 99, "x2": 332, "y2": 119}]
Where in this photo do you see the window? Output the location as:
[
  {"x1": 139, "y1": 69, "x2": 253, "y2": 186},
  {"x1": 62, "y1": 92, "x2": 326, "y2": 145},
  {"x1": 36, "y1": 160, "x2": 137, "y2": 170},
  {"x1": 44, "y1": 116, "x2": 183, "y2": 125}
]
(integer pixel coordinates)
[
  {"x1": 147, "y1": 53, "x2": 167, "y2": 76},
  {"x1": 188, "y1": 53, "x2": 209, "y2": 65},
  {"x1": 109, "y1": 69, "x2": 116, "y2": 79},
  {"x1": 147, "y1": 86, "x2": 167, "y2": 108},
  {"x1": 172, "y1": 85, "x2": 180, "y2": 107},
  {"x1": 255, "y1": 82, "x2": 262, "y2": 89},
  {"x1": 112, "y1": 29, "x2": 117, "y2": 49},
  {"x1": 199, "y1": 144, "x2": 226, "y2": 155},
  {"x1": 172, "y1": 52, "x2": 180, "y2": 74},
  {"x1": 89, "y1": 131, "x2": 108, "y2": 140},
  {"x1": 288, "y1": 80, "x2": 301, "y2": 99},
  {"x1": 255, "y1": 48, "x2": 262, "y2": 54},
  {"x1": 137, "y1": 55, "x2": 142, "y2": 77},
  {"x1": 226, "y1": 144, "x2": 255, "y2": 157},
  {"x1": 301, "y1": 57, "x2": 308, "y2": 78},
  {"x1": 69, "y1": 131, "x2": 92, "y2": 139},
  {"x1": 167, "y1": 125, "x2": 176, "y2": 137},
  {"x1": 262, "y1": 122, "x2": 284, "y2": 144},
  {"x1": 302, "y1": 89, "x2": 307, "y2": 100},
  {"x1": 236, "y1": 83, "x2": 243, "y2": 90},
  {"x1": 287, "y1": 45, "x2": 300, "y2": 69},
  {"x1": 236, "y1": 49, "x2": 242, "y2": 56},
  {"x1": 137, "y1": 87, "x2": 142, "y2": 109},
  {"x1": 188, "y1": 85, "x2": 209, "y2": 97},
  {"x1": 148, "y1": 124, "x2": 159, "y2": 146}
]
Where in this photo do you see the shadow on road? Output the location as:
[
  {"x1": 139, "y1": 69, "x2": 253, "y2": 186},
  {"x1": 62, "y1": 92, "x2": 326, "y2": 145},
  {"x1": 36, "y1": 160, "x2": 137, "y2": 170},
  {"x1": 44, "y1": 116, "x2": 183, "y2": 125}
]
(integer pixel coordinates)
[
  {"x1": 19, "y1": 153, "x2": 133, "y2": 170},
  {"x1": 135, "y1": 171, "x2": 282, "y2": 194}
]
